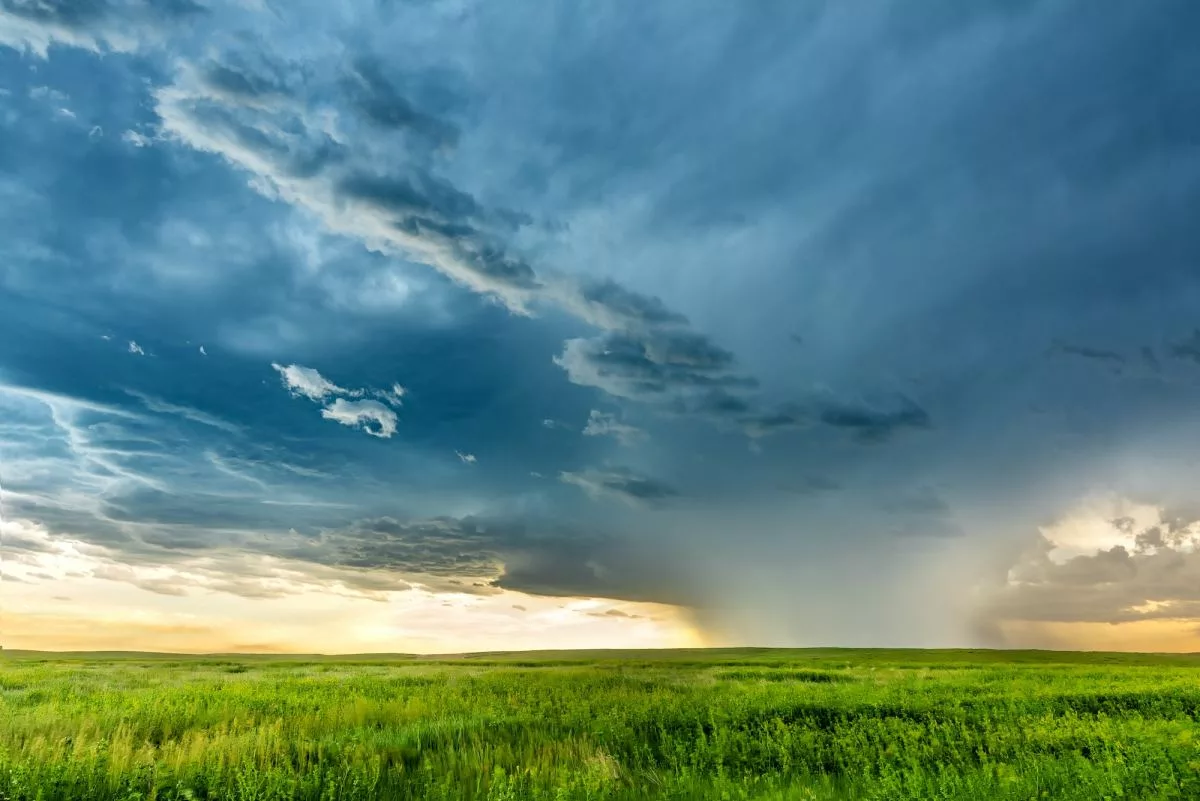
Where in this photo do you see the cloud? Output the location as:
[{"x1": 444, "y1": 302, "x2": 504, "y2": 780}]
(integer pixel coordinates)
[
  {"x1": 738, "y1": 392, "x2": 931, "y2": 443},
  {"x1": 0, "y1": 0, "x2": 205, "y2": 56},
  {"x1": 976, "y1": 506, "x2": 1200, "y2": 638},
  {"x1": 143, "y1": 39, "x2": 904, "y2": 442},
  {"x1": 125, "y1": 389, "x2": 241, "y2": 434},
  {"x1": 560, "y1": 467, "x2": 679, "y2": 507},
  {"x1": 303, "y1": 516, "x2": 502, "y2": 580},
  {"x1": 321, "y1": 398, "x2": 398, "y2": 439},
  {"x1": 4, "y1": 0, "x2": 1199, "y2": 653},
  {"x1": 151, "y1": 53, "x2": 544, "y2": 314},
  {"x1": 121, "y1": 129, "x2": 154, "y2": 147},
  {"x1": 562, "y1": 277, "x2": 689, "y2": 331},
  {"x1": 270, "y1": 363, "x2": 401, "y2": 438},
  {"x1": 586, "y1": 607, "x2": 645, "y2": 620},
  {"x1": 199, "y1": 345, "x2": 207, "y2": 356},
  {"x1": 582, "y1": 409, "x2": 645, "y2": 446},
  {"x1": 3, "y1": 1, "x2": 926, "y2": 453},
  {"x1": 273, "y1": 513, "x2": 689, "y2": 605},
  {"x1": 375, "y1": 383, "x2": 407, "y2": 407},
  {"x1": 555, "y1": 331, "x2": 756, "y2": 406},
  {"x1": 455, "y1": 450, "x2": 477, "y2": 464},
  {"x1": 815, "y1": 395, "x2": 932, "y2": 443},
  {"x1": 127, "y1": 340, "x2": 145, "y2": 355},
  {"x1": 271, "y1": 362, "x2": 351, "y2": 402},
  {"x1": 342, "y1": 57, "x2": 460, "y2": 146}
]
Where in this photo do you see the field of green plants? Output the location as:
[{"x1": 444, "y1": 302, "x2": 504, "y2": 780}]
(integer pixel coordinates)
[{"x1": 2, "y1": 648, "x2": 1199, "y2": 800}]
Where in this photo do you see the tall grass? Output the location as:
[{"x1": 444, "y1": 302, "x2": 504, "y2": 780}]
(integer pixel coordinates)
[{"x1": 2, "y1": 650, "x2": 1198, "y2": 799}]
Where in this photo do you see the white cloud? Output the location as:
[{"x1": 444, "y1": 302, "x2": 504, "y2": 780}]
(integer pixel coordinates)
[
  {"x1": 122, "y1": 130, "x2": 154, "y2": 148},
  {"x1": 456, "y1": 450, "x2": 477, "y2": 464},
  {"x1": 128, "y1": 341, "x2": 145, "y2": 355},
  {"x1": 271, "y1": 362, "x2": 350, "y2": 402},
  {"x1": 271, "y1": 364, "x2": 407, "y2": 439},
  {"x1": 321, "y1": 399, "x2": 398, "y2": 439},
  {"x1": 199, "y1": 345, "x2": 207, "y2": 356},
  {"x1": 374, "y1": 383, "x2": 407, "y2": 407}
]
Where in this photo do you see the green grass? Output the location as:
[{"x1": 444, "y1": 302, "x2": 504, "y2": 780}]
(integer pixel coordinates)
[{"x1": 3, "y1": 648, "x2": 1200, "y2": 800}]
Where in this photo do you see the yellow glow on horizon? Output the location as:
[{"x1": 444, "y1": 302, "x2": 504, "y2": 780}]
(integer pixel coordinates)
[
  {"x1": 0, "y1": 518, "x2": 703, "y2": 654},
  {"x1": 998, "y1": 619, "x2": 1200, "y2": 653}
]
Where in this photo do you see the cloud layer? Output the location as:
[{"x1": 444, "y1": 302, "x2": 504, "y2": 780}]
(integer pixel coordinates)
[{"x1": 2, "y1": 0, "x2": 1200, "y2": 651}]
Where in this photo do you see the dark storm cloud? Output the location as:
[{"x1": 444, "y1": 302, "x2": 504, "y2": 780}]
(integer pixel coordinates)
[
  {"x1": 272, "y1": 513, "x2": 691, "y2": 605},
  {"x1": 147, "y1": 30, "x2": 911, "y2": 441},
  {"x1": 152, "y1": 49, "x2": 559, "y2": 314},
  {"x1": 3, "y1": 0, "x2": 1200, "y2": 649},
  {"x1": 310, "y1": 516, "x2": 504, "y2": 578},
  {"x1": 7, "y1": 0, "x2": 922, "y2": 449}
]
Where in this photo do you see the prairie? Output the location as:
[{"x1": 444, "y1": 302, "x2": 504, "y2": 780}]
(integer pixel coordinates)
[{"x1": 2, "y1": 648, "x2": 1198, "y2": 800}]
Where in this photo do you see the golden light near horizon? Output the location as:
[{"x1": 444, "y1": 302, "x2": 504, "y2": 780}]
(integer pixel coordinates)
[{"x1": 0, "y1": 518, "x2": 704, "y2": 654}]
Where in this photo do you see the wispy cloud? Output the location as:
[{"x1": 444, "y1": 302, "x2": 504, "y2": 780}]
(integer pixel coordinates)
[
  {"x1": 125, "y1": 389, "x2": 241, "y2": 434},
  {"x1": 582, "y1": 410, "x2": 646, "y2": 446}
]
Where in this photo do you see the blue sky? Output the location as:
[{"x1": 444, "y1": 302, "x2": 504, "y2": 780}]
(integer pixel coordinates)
[{"x1": 2, "y1": 0, "x2": 1200, "y2": 652}]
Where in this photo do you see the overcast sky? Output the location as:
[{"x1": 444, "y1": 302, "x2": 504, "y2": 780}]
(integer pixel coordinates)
[{"x1": 2, "y1": 0, "x2": 1199, "y2": 653}]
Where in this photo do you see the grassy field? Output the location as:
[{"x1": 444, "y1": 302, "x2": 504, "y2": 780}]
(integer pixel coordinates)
[{"x1": 2, "y1": 648, "x2": 1200, "y2": 800}]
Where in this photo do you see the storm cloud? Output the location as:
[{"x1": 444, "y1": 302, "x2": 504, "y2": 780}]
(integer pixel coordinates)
[{"x1": 2, "y1": 0, "x2": 1200, "y2": 651}]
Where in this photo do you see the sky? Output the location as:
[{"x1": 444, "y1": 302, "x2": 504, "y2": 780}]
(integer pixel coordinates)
[{"x1": 1, "y1": 0, "x2": 1199, "y2": 654}]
